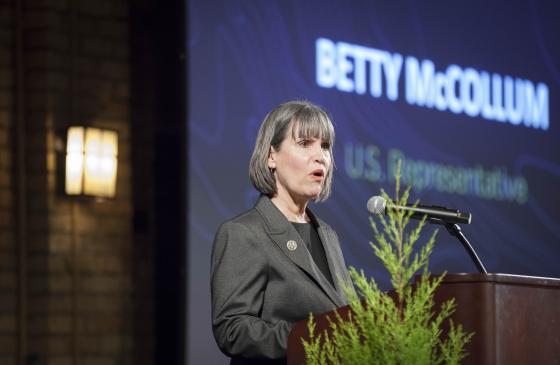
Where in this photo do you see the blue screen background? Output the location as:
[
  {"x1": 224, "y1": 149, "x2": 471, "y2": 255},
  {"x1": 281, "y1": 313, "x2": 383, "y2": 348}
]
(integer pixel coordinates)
[{"x1": 187, "y1": 2, "x2": 560, "y2": 363}]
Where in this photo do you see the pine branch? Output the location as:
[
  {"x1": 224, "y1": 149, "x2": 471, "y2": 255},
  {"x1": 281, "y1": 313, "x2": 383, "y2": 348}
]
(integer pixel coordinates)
[{"x1": 304, "y1": 160, "x2": 473, "y2": 365}]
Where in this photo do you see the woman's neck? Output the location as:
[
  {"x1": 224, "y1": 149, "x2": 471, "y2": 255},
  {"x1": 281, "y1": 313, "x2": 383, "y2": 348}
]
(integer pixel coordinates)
[{"x1": 270, "y1": 193, "x2": 308, "y2": 223}]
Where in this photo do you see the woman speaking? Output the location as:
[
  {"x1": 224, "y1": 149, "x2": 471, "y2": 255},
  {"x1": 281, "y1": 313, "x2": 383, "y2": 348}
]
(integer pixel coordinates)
[{"x1": 211, "y1": 100, "x2": 353, "y2": 364}]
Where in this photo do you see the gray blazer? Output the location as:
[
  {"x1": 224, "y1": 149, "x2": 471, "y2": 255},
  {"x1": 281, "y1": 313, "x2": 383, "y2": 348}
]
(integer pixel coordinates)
[{"x1": 211, "y1": 195, "x2": 353, "y2": 364}]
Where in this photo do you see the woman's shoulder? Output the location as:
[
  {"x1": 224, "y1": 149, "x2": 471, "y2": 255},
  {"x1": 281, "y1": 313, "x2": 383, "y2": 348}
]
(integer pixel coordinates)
[
  {"x1": 212, "y1": 206, "x2": 271, "y2": 256},
  {"x1": 216, "y1": 205, "x2": 264, "y2": 235}
]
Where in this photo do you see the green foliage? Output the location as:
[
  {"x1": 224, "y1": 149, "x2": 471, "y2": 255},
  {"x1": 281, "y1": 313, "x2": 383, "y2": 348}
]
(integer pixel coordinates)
[{"x1": 303, "y1": 161, "x2": 473, "y2": 364}]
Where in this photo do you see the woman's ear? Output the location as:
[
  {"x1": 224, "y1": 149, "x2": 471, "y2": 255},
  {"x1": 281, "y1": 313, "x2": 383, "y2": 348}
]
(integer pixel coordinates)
[{"x1": 268, "y1": 146, "x2": 276, "y2": 169}]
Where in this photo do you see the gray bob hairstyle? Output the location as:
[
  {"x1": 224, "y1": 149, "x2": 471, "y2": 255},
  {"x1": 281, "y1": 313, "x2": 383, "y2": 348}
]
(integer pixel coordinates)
[{"x1": 249, "y1": 100, "x2": 335, "y2": 202}]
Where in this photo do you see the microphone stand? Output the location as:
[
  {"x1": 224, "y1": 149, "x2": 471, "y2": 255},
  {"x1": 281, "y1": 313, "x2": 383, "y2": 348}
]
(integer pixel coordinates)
[{"x1": 431, "y1": 218, "x2": 488, "y2": 274}]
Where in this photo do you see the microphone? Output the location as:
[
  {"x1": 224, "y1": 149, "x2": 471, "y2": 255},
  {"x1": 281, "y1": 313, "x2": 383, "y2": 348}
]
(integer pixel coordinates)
[{"x1": 367, "y1": 196, "x2": 472, "y2": 225}]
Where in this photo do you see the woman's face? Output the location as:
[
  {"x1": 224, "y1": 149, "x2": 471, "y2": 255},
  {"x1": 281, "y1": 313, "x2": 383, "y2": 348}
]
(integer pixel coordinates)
[{"x1": 268, "y1": 124, "x2": 331, "y2": 203}]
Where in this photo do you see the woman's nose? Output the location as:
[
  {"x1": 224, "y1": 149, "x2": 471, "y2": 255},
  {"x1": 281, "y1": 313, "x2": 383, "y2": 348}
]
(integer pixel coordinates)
[{"x1": 312, "y1": 144, "x2": 326, "y2": 164}]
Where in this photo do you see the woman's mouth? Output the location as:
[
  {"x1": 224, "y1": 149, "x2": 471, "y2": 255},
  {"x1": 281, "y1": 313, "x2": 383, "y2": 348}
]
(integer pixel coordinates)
[{"x1": 311, "y1": 169, "x2": 325, "y2": 180}]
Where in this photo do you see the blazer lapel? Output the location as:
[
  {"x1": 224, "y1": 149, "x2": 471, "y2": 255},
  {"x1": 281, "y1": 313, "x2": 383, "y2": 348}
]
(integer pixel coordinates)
[
  {"x1": 316, "y1": 225, "x2": 350, "y2": 304},
  {"x1": 255, "y1": 196, "x2": 345, "y2": 307}
]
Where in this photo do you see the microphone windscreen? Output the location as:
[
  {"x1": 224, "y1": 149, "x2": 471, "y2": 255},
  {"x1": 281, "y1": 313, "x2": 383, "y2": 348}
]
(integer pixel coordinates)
[{"x1": 367, "y1": 196, "x2": 386, "y2": 214}]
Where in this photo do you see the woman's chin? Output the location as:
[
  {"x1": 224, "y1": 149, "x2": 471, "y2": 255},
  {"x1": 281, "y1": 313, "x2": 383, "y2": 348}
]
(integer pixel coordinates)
[
  {"x1": 285, "y1": 186, "x2": 322, "y2": 202},
  {"x1": 306, "y1": 189, "x2": 322, "y2": 200}
]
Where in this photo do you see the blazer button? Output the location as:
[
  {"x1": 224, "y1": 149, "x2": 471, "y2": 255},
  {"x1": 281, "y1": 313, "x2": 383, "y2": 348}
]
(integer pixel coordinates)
[{"x1": 286, "y1": 240, "x2": 297, "y2": 251}]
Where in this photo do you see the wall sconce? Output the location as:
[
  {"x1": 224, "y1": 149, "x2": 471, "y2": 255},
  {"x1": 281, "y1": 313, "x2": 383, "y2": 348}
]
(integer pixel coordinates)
[{"x1": 65, "y1": 126, "x2": 118, "y2": 198}]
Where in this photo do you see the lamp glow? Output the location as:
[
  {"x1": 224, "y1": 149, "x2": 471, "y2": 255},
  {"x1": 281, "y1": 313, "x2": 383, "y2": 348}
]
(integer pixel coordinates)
[{"x1": 65, "y1": 127, "x2": 118, "y2": 198}]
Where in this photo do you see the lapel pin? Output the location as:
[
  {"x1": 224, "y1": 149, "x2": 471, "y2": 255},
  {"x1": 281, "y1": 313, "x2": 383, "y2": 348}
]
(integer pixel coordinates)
[{"x1": 286, "y1": 240, "x2": 297, "y2": 251}]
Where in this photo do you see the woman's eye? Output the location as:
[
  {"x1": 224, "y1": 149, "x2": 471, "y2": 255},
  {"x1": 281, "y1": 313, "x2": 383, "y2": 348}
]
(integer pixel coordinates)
[
  {"x1": 321, "y1": 142, "x2": 330, "y2": 149},
  {"x1": 298, "y1": 139, "x2": 311, "y2": 147}
]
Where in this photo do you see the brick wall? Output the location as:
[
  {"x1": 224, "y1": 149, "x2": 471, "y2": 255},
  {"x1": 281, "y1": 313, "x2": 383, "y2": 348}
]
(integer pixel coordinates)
[
  {"x1": 0, "y1": 1, "x2": 17, "y2": 364},
  {"x1": 0, "y1": 1, "x2": 149, "y2": 364}
]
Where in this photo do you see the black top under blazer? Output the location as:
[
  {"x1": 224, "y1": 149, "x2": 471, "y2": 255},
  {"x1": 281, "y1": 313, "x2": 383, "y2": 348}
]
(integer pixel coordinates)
[{"x1": 211, "y1": 195, "x2": 354, "y2": 364}]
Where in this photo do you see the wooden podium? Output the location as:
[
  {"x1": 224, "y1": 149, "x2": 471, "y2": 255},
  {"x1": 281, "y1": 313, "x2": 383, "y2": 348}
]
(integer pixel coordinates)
[{"x1": 287, "y1": 273, "x2": 560, "y2": 365}]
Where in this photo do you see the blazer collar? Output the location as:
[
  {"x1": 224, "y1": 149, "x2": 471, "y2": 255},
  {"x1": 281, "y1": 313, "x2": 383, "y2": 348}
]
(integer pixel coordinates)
[{"x1": 255, "y1": 195, "x2": 346, "y2": 307}]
